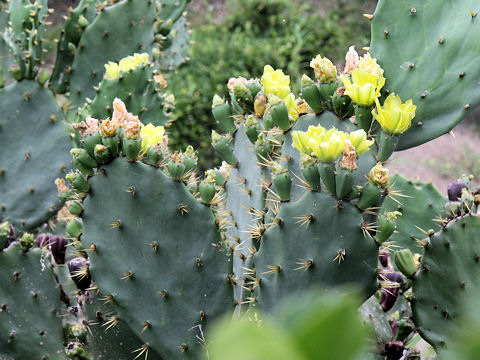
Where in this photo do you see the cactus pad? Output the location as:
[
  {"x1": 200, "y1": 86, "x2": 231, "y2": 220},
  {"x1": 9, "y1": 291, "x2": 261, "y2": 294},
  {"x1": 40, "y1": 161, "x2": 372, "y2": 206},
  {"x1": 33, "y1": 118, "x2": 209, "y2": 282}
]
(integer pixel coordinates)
[
  {"x1": 0, "y1": 80, "x2": 71, "y2": 230},
  {"x1": 253, "y1": 191, "x2": 378, "y2": 310},
  {"x1": 80, "y1": 157, "x2": 233, "y2": 358},
  {"x1": 0, "y1": 244, "x2": 65, "y2": 359},
  {"x1": 371, "y1": 0, "x2": 480, "y2": 149},
  {"x1": 412, "y1": 215, "x2": 480, "y2": 349}
]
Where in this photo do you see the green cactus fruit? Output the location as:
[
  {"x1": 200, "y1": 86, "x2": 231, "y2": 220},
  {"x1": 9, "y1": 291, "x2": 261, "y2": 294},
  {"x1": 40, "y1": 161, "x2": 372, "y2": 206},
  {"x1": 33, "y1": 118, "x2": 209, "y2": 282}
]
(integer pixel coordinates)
[
  {"x1": 67, "y1": 218, "x2": 83, "y2": 239},
  {"x1": 67, "y1": 172, "x2": 90, "y2": 193},
  {"x1": 83, "y1": 133, "x2": 103, "y2": 158},
  {"x1": 0, "y1": 244, "x2": 65, "y2": 358},
  {"x1": 370, "y1": 0, "x2": 480, "y2": 149},
  {"x1": 199, "y1": 181, "x2": 216, "y2": 204},
  {"x1": 412, "y1": 215, "x2": 480, "y2": 349},
  {"x1": 69, "y1": 201, "x2": 84, "y2": 216},
  {"x1": 336, "y1": 167, "x2": 357, "y2": 200},
  {"x1": 122, "y1": 139, "x2": 142, "y2": 161},
  {"x1": 380, "y1": 175, "x2": 447, "y2": 254},
  {"x1": 71, "y1": 148, "x2": 98, "y2": 169},
  {"x1": 318, "y1": 162, "x2": 336, "y2": 194},
  {"x1": 0, "y1": 80, "x2": 71, "y2": 231},
  {"x1": 301, "y1": 83, "x2": 324, "y2": 114},
  {"x1": 167, "y1": 160, "x2": 186, "y2": 180},
  {"x1": 357, "y1": 182, "x2": 383, "y2": 211},
  {"x1": 375, "y1": 211, "x2": 400, "y2": 243},
  {"x1": 301, "y1": 162, "x2": 321, "y2": 191},
  {"x1": 102, "y1": 135, "x2": 121, "y2": 157},
  {"x1": 272, "y1": 169, "x2": 292, "y2": 202},
  {"x1": 332, "y1": 90, "x2": 354, "y2": 119},
  {"x1": 253, "y1": 191, "x2": 379, "y2": 310},
  {"x1": 394, "y1": 249, "x2": 416, "y2": 278},
  {"x1": 79, "y1": 157, "x2": 233, "y2": 358},
  {"x1": 355, "y1": 105, "x2": 374, "y2": 132},
  {"x1": 212, "y1": 133, "x2": 238, "y2": 166},
  {"x1": 317, "y1": 82, "x2": 338, "y2": 110},
  {"x1": 145, "y1": 146, "x2": 162, "y2": 166},
  {"x1": 94, "y1": 144, "x2": 112, "y2": 164},
  {"x1": 156, "y1": 16, "x2": 191, "y2": 71},
  {"x1": 270, "y1": 102, "x2": 290, "y2": 131},
  {"x1": 212, "y1": 99, "x2": 235, "y2": 133},
  {"x1": 376, "y1": 130, "x2": 399, "y2": 162}
]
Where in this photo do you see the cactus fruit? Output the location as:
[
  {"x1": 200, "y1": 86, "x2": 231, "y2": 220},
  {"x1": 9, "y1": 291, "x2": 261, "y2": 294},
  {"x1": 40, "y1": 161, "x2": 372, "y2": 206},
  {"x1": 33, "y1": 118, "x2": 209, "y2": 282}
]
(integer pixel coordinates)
[
  {"x1": 0, "y1": 243, "x2": 66, "y2": 358},
  {"x1": 371, "y1": 0, "x2": 480, "y2": 149},
  {"x1": 412, "y1": 215, "x2": 480, "y2": 349},
  {"x1": 0, "y1": 80, "x2": 71, "y2": 231}
]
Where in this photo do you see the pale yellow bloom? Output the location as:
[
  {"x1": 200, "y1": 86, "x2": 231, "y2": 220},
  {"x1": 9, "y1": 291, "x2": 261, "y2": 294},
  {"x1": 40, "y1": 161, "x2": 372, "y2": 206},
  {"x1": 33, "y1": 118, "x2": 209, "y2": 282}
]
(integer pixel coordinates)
[
  {"x1": 284, "y1": 93, "x2": 300, "y2": 120},
  {"x1": 310, "y1": 55, "x2": 337, "y2": 83},
  {"x1": 261, "y1": 65, "x2": 291, "y2": 99},
  {"x1": 372, "y1": 93, "x2": 416, "y2": 134},
  {"x1": 119, "y1": 56, "x2": 136, "y2": 72},
  {"x1": 310, "y1": 130, "x2": 345, "y2": 162},
  {"x1": 104, "y1": 61, "x2": 120, "y2": 79},
  {"x1": 340, "y1": 68, "x2": 385, "y2": 107},
  {"x1": 133, "y1": 53, "x2": 149, "y2": 67},
  {"x1": 349, "y1": 129, "x2": 374, "y2": 154},
  {"x1": 291, "y1": 131, "x2": 312, "y2": 154},
  {"x1": 358, "y1": 53, "x2": 384, "y2": 79},
  {"x1": 141, "y1": 124, "x2": 165, "y2": 153}
]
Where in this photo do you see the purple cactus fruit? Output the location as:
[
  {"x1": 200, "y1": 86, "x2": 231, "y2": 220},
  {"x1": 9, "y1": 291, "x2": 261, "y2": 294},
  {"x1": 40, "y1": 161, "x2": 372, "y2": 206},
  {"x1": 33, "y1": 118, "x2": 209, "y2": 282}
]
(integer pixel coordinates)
[
  {"x1": 36, "y1": 234, "x2": 68, "y2": 264},
  {"x1": 68, "y1": 258, "x2": 91, "y2": 291},
  {"x1": 379, "y1": 271, "x2": 403, "y2": 312},
  {"x1": 379, "y1": 251, "x2": 390, "y2": 268},
  {"x1": 384, "y1": 341, "x2": 405, "y2": 360},
  {"x1": 447, "y1": 181, "x2": 468, "y2": 201}
]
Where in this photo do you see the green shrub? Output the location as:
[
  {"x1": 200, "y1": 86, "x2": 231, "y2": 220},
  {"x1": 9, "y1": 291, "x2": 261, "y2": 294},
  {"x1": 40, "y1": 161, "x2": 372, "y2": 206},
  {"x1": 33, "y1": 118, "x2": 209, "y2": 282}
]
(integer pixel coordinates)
[{"x1": 168, "y1": 0, "x2": 371, "y2": 170}]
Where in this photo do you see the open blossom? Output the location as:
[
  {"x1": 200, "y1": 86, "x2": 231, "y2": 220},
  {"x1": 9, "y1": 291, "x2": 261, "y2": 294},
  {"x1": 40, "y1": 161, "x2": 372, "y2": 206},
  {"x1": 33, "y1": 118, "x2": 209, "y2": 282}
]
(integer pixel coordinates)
[
  {"x1": 260, "y1": 65, "x2": 291, "y2": 99},
  {"x1": 340, "y1": 68, "x2": 385, "y2": 107},
  {"x1": 343, "y1": 46, "x2": 359, "y2": 74},
  {"x1": 140, "y1": 124, "x2": 165, "y2": 153},
  {"x1": 358, "y1": 53, "x2": 384, "y2": 79},
  {"x1": 372, "y1": 93, "x2": 416, "y2": 135}
]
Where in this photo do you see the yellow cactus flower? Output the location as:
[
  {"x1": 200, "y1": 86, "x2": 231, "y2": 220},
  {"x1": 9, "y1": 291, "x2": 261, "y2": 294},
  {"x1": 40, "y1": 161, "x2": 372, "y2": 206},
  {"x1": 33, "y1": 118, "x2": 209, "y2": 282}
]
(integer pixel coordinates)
[
  {"x1": 104, "y1": 61, "x2": 119, "y2": 79},
  {"x1": 119, "y1": 56, "x2": 136, "y2": 72},
  {"x1": 358, "y1": 53, "x2": 384, "y2": 79},
  {"x1": 291, "y1": 131, "x2": 312, "y2": 154},
  {"x1": 310, "y1": 55, "x2": 337, "y2": 83},
  {"x1": 260, "y1": 65, "x2": 291, "y2": 99},
  {"x1": 339, "y1": 68, "x2": 385, "y2": 107},
  {"x1": 133, "y1": 53, "x2": 149, "y2": 67},
  {"x1": 349, "y1": 129, "x2": 374, "y2": 154},
  {"x1": 372, "y1": 93, "x2": 416, "y2": 134},
  {"x1": 284, "y1": 93, "x2": 300, "y2": 120},
  {"x1": 140, "y1": 124, "x2": 165, "y2": 153},
  {"x1": 310, "y1": 129, "x2": 345, "y2": 162}
]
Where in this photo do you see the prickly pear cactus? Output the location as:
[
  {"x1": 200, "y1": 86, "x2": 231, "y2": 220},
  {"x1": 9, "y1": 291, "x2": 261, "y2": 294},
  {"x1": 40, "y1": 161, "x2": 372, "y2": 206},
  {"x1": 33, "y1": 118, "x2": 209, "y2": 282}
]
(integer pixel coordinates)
[
  {"x1": 370, "y1": 0, "x2": 480, "y2": 149},
  {"x1": 411, "y1": 214, "x2": 480, "y2": 350},
  {"x1": 63, "y1": 99, "x2": 234, "y2": 359},
  {"x1": 0, "y1": 80, "x2": 71, "y2": 230},
  {"x1": 0, "y1": 243, "x2": 66, "y2": 359}
]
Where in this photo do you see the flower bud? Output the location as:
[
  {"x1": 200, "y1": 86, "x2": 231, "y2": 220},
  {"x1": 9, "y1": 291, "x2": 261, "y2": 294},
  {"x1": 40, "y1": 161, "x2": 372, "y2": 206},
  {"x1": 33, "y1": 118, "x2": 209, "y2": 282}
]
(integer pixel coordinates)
[{"x1": 310, "y1": 55, "x2": 337, "y2": 83}]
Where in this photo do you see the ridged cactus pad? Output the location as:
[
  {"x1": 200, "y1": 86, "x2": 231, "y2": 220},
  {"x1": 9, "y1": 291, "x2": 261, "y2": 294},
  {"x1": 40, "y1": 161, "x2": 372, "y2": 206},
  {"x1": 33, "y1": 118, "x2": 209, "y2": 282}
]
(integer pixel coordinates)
[
  {"x1": 79, "y1": 158, "x2": 233, "y2": 359},
  {"x1": 0, "y1": 80, "x2": 71, "y2": 230},
  {"x1": 412, "y1": 215, "x2": 480, "y2": 349},
  {"x1": 0, "y1": 243, "x2": 65, "y2": 359},
  {"x1": 371, "y1": 0, "x2": 480, "y2": 149}
]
